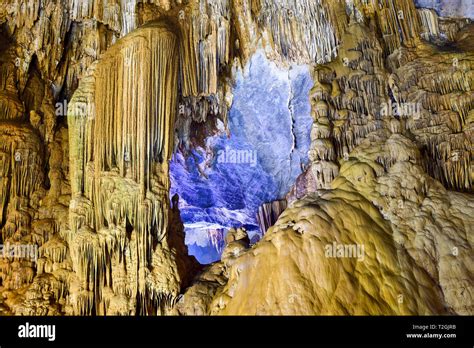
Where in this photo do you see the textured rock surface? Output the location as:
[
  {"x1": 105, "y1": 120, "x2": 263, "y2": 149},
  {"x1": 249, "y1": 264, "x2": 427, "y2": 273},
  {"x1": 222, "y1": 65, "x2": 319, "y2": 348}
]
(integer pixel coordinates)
[{"x1": 0, "y1": 0, "x2": 472, "y2": 315}]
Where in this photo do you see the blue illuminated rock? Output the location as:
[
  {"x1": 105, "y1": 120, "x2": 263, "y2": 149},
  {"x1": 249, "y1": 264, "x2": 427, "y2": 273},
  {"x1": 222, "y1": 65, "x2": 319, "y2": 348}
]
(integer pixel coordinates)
[{"x1": 170, "y1": 51, "x2": 313, "y2": 263}]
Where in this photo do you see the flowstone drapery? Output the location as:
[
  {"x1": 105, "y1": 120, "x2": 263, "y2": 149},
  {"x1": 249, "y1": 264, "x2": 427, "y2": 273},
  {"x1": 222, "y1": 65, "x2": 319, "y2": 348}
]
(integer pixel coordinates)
[{"x1": 67, "y1": 21, "x2": 197, "y2": 315}]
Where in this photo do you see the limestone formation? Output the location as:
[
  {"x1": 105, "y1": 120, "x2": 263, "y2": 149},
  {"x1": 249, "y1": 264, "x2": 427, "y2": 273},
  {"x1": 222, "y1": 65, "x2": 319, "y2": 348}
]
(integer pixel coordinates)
[
  {"x1": 256, "y1": 200, "x2": 287, "y2": 234},
  {"x1": 0, "y1": 0, "x2": 472, "y2": 316}
]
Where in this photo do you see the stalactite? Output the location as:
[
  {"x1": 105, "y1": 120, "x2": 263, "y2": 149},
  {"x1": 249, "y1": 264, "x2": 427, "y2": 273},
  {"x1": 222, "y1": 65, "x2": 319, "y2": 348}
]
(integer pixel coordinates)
[
  {"x1": 1, "y1": 0, "x2": 472, "y2": 316},
  {"x1": 0, "y1": 64, "x2": 25, "y2": 121},
  {"x1": 180, "y1": 0, "x2": 231, "y2": 97},
  {"x1": 178, "y1": 93, "x2": 229, "y2": 123},
  {"x1": 208, "y1": 229, "x2": 226, "y2": 253},
  {"x1": 287, "y1": 18, "x2": 397, "y2": 202},
  {"x1": 8, "y1": 0, "x2": 40, "y2": 30},
  {"x1": 438, "y1": 17, "x2": 471, "y2": 42},
  {"x1": 0, "y1": 123, "x2": 44, "y2": 245},
  {"x1": 419, "y1": 8, "x2": 440, "y2": 40},
  {"x1": 422, "y1": 133, "x2": 472, "y2": 191},
  {"x1": 369, "y1": 0, "x2": 421, "y2": 53},
  {"x1": 255, "y1": 0, "x2": 340, "y2": 64},
  {"x1": 256, "y1": 199, "x2": 287, "y2": 235},
  {"x1": 418, "y1": 70, "x2": 473, "y2": 95},
  {"x1": 92, "y1": 25, "x2": 178, "y2": 193},
  {"x1": 0, "y1": 123, "x2": 45, "y2": 296},
  {"x1": 417, "y1": 8, "x2": 470, "y2": 43},
  {"x1": 307, "y1": 81, "x2": 340, "y2": 190},
  {"x1": 385, "y1": 42, "x2": 473, "y2": 192},
  {"x1": 70, "y1": 0, "x2": 135, "y2": 34}
]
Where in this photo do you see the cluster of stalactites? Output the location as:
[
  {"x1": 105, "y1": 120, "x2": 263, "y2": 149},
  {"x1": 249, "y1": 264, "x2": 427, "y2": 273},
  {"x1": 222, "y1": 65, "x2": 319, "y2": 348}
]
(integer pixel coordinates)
[
  {"x1": 69, "y1": 22, "x2": 179, "y2": 226},
  {"x1": 424, "y1": 133, "x2": 472, "y2": 191},
  {"x1": 208, "y1": 229, "x2": 226, "y2": 253},
  {"x1": 0, "y1": 63, "x2": 25, "y2": 121},
  {"x1": 92, "y1": 27, "x2": 178, "y2": 194},
  {"x1": 364, "y1": 0, "x2": 421, "y2": 53},
  {"x1": 389, "y1": 50, "x2": 473, "y2": 192},
  {"x1": 328, "y1": 23, "x2": 391, "y2": 158},
  {"x1": 65, "y1": 217, "x2": 184, "y2": 315},
  {"x1": 4, "y1": 0, "x2": 40, "y2": 30},
  {"x1": 417, "y1": 8, "x2": 471, "y2": 43},
  {"x1": 179, "y1": 0, "x2": 231, "y2": 97},
  {"x1": 255, "y1": 0, "x2": 340, "y2": 64},
  {"x1": 0, "y1": 124, "x2": 45, "y2": 298},
  {"x1": 70, "y1": 23, "x2": 179, "y2": 195},
  {"x1": 0, "y1": 132, "x2": 44, "y2": 225},
  {"x1": 178, "y1": 93, "x2": 229, "y2": 124},
  {"x1": 70, "y1": 0, "x2": 137, "y2": 35},
  {"x1": 418, "y1": 8, "x2": 440, "y2": 40},
  {"x1": 3, "y1": 0, "x2": 71, "y2": 93},
  {"x1": 177, "y1": 0, "x2": 345, "y2": 126}
]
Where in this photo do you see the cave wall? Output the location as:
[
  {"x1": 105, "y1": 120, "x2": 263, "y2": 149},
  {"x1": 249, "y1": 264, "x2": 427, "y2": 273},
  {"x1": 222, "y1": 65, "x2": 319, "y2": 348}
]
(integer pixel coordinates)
[
  {"x1": 0, "y1": 0, "x2": 472, "y2": 315},
  {"x1": 170, "y1": 51, "x2": 313, "y2": 263}
]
